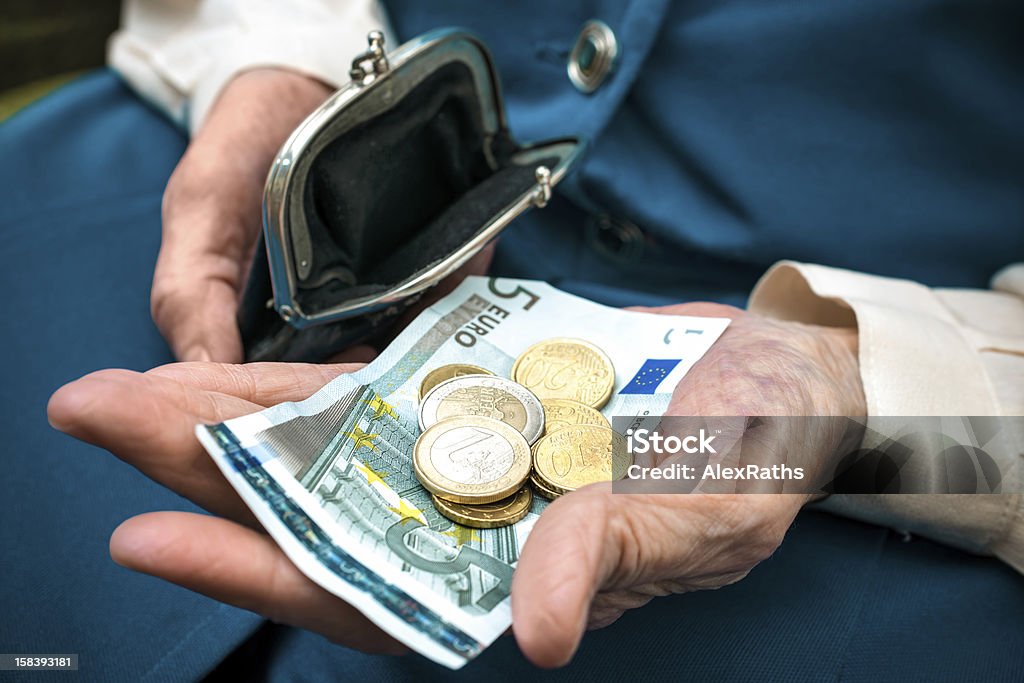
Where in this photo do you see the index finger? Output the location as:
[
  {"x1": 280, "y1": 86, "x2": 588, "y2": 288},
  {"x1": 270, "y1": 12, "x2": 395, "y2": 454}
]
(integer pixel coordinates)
[
  {"x1": 48, "y1": 362, "x2": 361, "y2": 526},
  {"x1": 146, "y1": 361, "x2": 361, "y2": 407}
]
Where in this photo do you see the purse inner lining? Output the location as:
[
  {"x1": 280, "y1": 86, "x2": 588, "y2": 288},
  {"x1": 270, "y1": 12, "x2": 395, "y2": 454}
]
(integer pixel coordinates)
[{"x1": 297, "y1": 60, "x2": 541, "y2": 313}]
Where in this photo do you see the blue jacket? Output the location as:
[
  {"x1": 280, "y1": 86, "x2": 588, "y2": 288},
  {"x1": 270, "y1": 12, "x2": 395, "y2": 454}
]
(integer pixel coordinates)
[{"x1": 386, "y1": 0, "x2": 1023, "y2": 307}]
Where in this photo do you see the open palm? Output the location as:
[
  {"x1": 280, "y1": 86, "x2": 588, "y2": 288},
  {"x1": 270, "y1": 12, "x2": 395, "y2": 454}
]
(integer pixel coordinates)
[
  {"x1": 48, "y1": 361, "x2": 406, "y2": 655},
  {"x1": 48, "y1": 302, "x2": 863, "y2": 667}
]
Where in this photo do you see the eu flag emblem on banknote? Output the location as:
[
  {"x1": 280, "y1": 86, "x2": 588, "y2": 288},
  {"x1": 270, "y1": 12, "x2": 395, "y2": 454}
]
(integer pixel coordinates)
[{"x1": 619, "y1": 359, "x2": 682, "y2": 394}]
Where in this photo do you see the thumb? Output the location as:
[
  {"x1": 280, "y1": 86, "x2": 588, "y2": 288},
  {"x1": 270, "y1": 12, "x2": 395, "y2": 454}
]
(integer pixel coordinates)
[
  {"x1": 151, "y1": 269, "x2": 244, "y2": 363},
  {"x1": 512, "y1": 487, "x2": 618, "y2": 668}
]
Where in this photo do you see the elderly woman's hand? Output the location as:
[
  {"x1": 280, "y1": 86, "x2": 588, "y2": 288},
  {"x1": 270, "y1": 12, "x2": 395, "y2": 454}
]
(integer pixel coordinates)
[
  {"x1": 154, "y1": 69, "x2": 331, "y2": 363},
  {"x1": 46, "y1": 303, "x2": 863, "y2": 664},
  {"x1": 153, "y1": 67, "x2": 495, "y2": 364},
  {"x1": 47, "y1": 361, "x2": 406, "y2": 654},
  {"x1": 511, "y1": 304, "x2": 865, "y2": 667}
]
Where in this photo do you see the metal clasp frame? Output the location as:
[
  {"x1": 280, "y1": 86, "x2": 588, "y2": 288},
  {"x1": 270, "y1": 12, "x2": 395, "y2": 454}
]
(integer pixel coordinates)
[
  {"x1": 531, "y1": 166, "x2": 552, "y2": 208},
  {"x1": 350, "y1": 31, "x2": 390, "y2": 84}
]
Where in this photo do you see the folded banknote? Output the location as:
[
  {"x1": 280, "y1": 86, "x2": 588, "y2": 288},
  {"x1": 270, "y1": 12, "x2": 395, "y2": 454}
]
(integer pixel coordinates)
[{"x1": 196, "y1": 277, "x2": 729, "y2": 668}]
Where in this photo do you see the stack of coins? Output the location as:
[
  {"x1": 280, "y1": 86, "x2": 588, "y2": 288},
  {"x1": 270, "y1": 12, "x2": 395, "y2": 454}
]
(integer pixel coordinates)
[{"x1": 413, "y1": 338, "x2": 632, "y2": 529}]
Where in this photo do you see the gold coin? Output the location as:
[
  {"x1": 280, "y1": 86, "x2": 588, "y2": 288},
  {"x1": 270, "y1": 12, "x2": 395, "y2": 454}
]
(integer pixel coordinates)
[
  {"x1": 511, "y1": 338, "x2": 615, "y2": 409},
  {"x1": 431, "y1": 486, "x2": 533, "y2": 528},
  {"x1": 532, "y1": 424, "x2": 632, "y2": 492},
  {"x1": 529, "y1": 471, "x2": 564, "y2": 500},
  {"x1": 540, "y1": 398, "x2": 610, "y2": 433},
  {"x1": 413, "y1": 416, "x2": 532, "y2": 504},
  {"x1": 419, "y1": 364, "x2": 494, "y2": 400},
  {"x1": 530, "y1": 461, "x2": 570, "y2": 495}
]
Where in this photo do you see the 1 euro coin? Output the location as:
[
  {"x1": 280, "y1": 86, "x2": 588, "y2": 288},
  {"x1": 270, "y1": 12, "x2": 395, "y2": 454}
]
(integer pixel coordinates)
[{"x1": 414, "y1": 416, "x2": 532, "y2": 504}]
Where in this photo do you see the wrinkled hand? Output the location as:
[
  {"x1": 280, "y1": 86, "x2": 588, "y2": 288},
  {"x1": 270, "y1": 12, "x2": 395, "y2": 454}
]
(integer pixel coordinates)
[
  {"x1": 47, "y1": 362, "x2": 405, "y2": 655},
  {"x1": 47, "y1": 303, "x2": 863, "y2": 665},
  {"x1": 511, "y1": 303, "x2": 865, "y2": 667},
  {"x1": 155, "y1": 69, "x2": 332, "y2": 363},
  {"x1": 156, "y1": 68, "x2": 495, "y2": 364}
]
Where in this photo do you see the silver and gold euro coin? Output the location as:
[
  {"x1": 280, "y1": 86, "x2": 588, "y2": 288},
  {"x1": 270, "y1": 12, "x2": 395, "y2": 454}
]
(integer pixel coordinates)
[
  {"x1": 413, "y1": 416, "x2": 532, "y2": 505},
  {"x1": 419, "y1": 374, "x2": 545, "y2": 445}
]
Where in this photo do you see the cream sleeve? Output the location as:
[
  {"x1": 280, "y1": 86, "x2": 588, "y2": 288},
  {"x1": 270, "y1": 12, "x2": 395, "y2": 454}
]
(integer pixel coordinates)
[
  {"x1": 749, "y1": 261, "x2": 1024, "y2": 573},
  {"x1": 108, "y1": 0, "x2": 394, "y2": 133}
]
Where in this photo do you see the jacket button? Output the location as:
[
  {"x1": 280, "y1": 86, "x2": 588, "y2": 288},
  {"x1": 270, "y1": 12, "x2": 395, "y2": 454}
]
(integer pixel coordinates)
[
  {"x1": 568, "y1": 20, "x2": 619, "y2": 94},
  {"x1": 586, "y1": 214, "x2": 645, "y2": 263}
]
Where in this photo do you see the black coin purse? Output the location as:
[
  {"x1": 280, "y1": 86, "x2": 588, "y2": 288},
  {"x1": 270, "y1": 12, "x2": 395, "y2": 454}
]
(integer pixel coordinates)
[{"x1": 238, "y1": 29, "x2": 582, "y2": 361}]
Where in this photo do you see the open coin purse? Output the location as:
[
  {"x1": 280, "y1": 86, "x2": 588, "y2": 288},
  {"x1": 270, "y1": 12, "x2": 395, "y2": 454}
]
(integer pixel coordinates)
[{"x1": 238, "y1": 29, "x2": 583, "y2": 361}]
